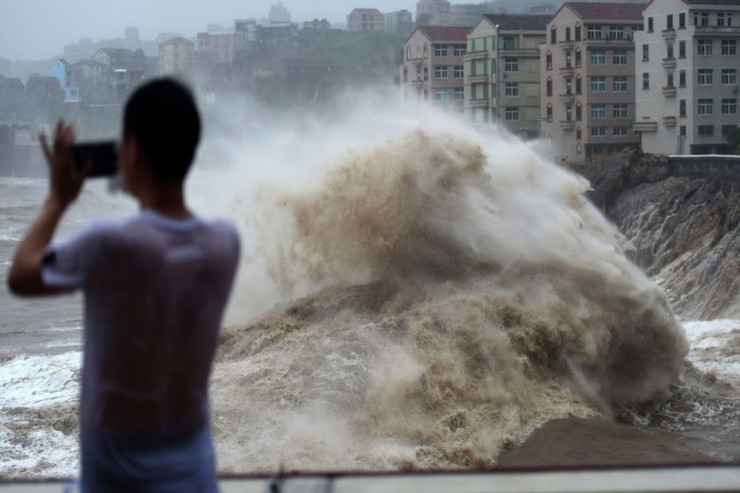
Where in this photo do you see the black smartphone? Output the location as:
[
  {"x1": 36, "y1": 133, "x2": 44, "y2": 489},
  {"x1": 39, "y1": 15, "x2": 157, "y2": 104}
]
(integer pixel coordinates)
[{"x1": 72, "y1": 141, "x2": 118, "y2": 178}]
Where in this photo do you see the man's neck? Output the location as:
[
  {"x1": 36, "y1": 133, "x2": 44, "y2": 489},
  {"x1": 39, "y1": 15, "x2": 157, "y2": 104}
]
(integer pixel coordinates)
[{"x1": 137, "y1": 181, "x2": 192, "y2": 219}]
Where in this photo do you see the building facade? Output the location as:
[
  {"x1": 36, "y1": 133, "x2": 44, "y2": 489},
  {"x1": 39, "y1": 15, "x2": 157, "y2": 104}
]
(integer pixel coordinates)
[
  {"x1": 400, "y1": 26, "x2": 471, "y2": 113},
  {"x1": 197, "y1": 31, "x2": 248, "y2": 63},
  {"x1": 385, "y1": 10, "x2": 415, "y2": 36},
  {"x1": 635, "y1": 0, "x2": 740, "y2": 155},
  {"x1": 347, "y1": 9, "x2": 385, "y2": 33},
  {"x1": 158, "y1": 37, "x2": 195, "y2": 75},
  {"x1": 49, "y1": 59, "x2": 79, "y2": 102},
  {"x1": 541, "y1": 2, "x2": 644, "y2": 163},
  {"x1": 464, "y1": 14, "x2": 549, "y2": 138}
]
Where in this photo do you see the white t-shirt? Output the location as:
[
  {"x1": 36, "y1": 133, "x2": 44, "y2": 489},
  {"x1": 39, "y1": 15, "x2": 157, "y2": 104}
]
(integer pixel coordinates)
[{"x1": 43, "y1": 209, "x2": 239, "y2": 491}]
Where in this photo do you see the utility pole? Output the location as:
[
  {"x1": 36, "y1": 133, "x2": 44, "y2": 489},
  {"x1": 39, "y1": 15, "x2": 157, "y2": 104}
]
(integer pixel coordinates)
[{"x1": 495, "y1": 24, "x2": 500, "y2": 132}]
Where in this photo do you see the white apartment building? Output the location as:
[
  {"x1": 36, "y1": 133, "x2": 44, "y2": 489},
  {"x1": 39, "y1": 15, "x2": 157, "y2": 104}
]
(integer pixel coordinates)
[
  {"x1": 347, "y1": 8, "x2": 385, "y2": 33},
  {"x1": 635, "y1": 0, "x2": 740, "y2": 155},
  {"x1": 158, "y1": 37, "x2": 194, "y2": 75},
  {"x1": 400, "y1": 26, "x2": 471, "y2": 113},
  {"x1": 540, "y1": 2, "x2": 645, "y2": 163},
  {"x1": 464, "y1": 14, "x2": 549, "y2": 138}
]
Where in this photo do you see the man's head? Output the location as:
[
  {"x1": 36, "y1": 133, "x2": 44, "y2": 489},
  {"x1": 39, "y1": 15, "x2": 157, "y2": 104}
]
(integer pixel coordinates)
[{"x1": 122, "y1": 78, "x2": 201, "y2": 182}]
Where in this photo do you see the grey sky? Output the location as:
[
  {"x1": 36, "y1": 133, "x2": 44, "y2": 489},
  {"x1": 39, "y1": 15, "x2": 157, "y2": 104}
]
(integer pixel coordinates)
[{"x1": 0, "y1": 0, "x2": 417, "y2": 61}]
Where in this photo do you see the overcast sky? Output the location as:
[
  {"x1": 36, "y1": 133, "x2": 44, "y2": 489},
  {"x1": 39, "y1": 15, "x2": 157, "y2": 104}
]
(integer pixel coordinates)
[{"x1": 1, "y1": 0, "x2": 418, "y2": 61}]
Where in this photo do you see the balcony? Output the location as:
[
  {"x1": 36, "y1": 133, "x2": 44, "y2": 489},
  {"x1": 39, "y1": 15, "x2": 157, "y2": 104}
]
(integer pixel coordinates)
[
  {"x1": 662, "y1": 28, "x2": 676, "y2": 40},
  {"x1": 582, "y1": 37, "x2": 632, "y2": 47},
  {"x1": 662, "y1": 85, "x2": 677, "y2": 97},
  {"x1": 559, "y1": 66, "x2": 574, "y2": 77},
  {"x1": 463, "y1": 50, "x2": 488, "y2": 62},
  {"x1": 694, "y1": 25, "x2": 740, "y2": 36},
  {"x1": 663, "y1": 116, "x2": 677, "y2": 127},
  {"x1": 633, "y1": 121, "x2": 658, "y2": 132},
  {"x1": 559, "y1": 119, "x2": 575, "y2": 130},
  {"x1": 558, "y1": 93, "x2": 574, "y2": 103},
  {"x1": 468, "y1": 73, "x2": 489, "y2": 83},
  {"x1": 662, "y1": 57, "x2": 676, "y2": 69},
  {"x1": 558, "y1": 40, "x2": 574, "y2": 48},
  {"x1": 468, "y1": 98, "x2": 490, "y2": 108}
]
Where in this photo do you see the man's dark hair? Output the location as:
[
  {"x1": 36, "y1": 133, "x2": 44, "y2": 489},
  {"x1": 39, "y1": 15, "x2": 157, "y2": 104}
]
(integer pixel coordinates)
[{"x1": 124, "y1": 78, "x2": 201, "y2": 181}]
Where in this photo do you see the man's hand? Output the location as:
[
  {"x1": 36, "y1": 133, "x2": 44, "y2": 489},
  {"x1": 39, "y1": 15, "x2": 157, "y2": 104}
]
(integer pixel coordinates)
[
  {"x1": 40, "y1": 120, "x2": 87, "y2": 207},
  {"x1": 7, "y1": 120, "x2": 86, "y2": 296}
]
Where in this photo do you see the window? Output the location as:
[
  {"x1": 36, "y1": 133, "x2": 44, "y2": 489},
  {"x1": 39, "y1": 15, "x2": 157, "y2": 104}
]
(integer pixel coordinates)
[
  {"x1": 546, "y1": 52, "x2": 552, "y2": 70},
  {"x1": 566, "y1": 51, "x2": 572, "y2": 68},
  {"x1": 667, "y1": 45, "x2": 674, "y2": 58},
  {"x1": 698, "y1": 125, "x2": 713, "y2": 136},
  {"x1": 591, "y1": 77, "x2": 606, "y2": 92},
  {"x1": 722, "y1": 69, "x2": 737, "y2": 85},
  {"x1": 698, "y1": 69, "x2": 713, "y2": 85},
  {"x1": 454, "y1": 66, "x2": 464, "y2": 78},
  {"x1": 679, "y1": 13, "x2": 686, "y2": 29},
  {"x1": 697, "y1": 98, "x2": 713, "y2": 115},
  {"x1": 423, "y1": 43, "x2": 428, "y2": 57},
  {"x1": 566, "y1": 105, "x2": 572, "y2": 121},
  {"x1": 454, "y1": 45, "x2": 466, "y2": 56},
  {"x1": 642, "y1": 44, "x2": 649, "y2": 61},
  {"x1": 591, "y1": 50, "x2": 605, "y2": 65},
  {"x1": 721, "y1": 98, "x2": 737, "y2": 114},
  {"x1": 591, "y1": 104, "x2": 606, "y2": 119},
  {"x1": 680, "y1": 125, "x2": 686, "y2": 136},
  {"x1": 576, "y1": 76, "x2": 582, "y2": 94},
  {"x1": 668, "y1": 73, "x2": 674, "y2": 87},
  {"x1": 435, "y1": 66, "x2": 448, "y2": 79},
  {"x1": 722, "y1": 40, "x2": 737, "y2": 55},
  {"x1": 643, "y1": 72, "x2": 650, "y2": 89},
  {"x1": 667, "y1": 14, "x2": 674, "y2": 30},
  {"x1": 587, "y1": 25, "x2": 601, "y2": 39},
  {"x1": 698, "y1": 39, "x2": 712, "y2": 55},
  {"x1": 546, "y1": 77, "x2": 552, "y2": 97},
  {"x1": 648, "y1": 17, "x2": 654, "y2": 32},
  {"x1": 454, "y1": 87, "x2": 464, "y2": 101},
  {"x1": 566, "y1": 79, "x2": 572, "y2": 94},
  {"x1": 591, "y1": 127, "x2": 607, "y2": 137},
  {"x1": 614, "y1": 127, "x2": 629, "y2": 136},
  {"x1": 575, "y1": 24, "x2": 581, "y2": 41},
  {"x1": 613, "y1": 76, "x2": 628, "y2": 92},
  {"x1": 680, "y1": 70, "x2": 686, "y2": 87},
  {"x1": 435, "y1": 46, "x2": 448, "y2": 57},
  {"x1": 613, "y1": 104, "x2": 628, "y2": 118},
  {"x1": 546, "y1": 104, "x2": 553, "y2": 122},
  {"x1": 505, "y1": 83, "x2": 519, "y2": 97},
  {"x1": 609, "y1": 26, "x2": 624, "y2": 39},
  {"x1": 679, "y1": 40, "x2": 686, "y2": 58},
  {"x1": 501, "y1": 36, "x2": 515, "y2": 51},
  {"x1": 434, "y1": 88, "x2": 448, "y2": 101},
  {"x1": 423, "y1": 66, "x2": 428, "y2": 80},
  {"x1": 717, "y1": 13, "x2": 725, "y2": 27},
  {"x1": 700, "y1": 12, "x2": 709, "y2": 27},
  {"x1": 505, "y1": 58, "x2": 518, "y2": 72},
  {"x1": 403, "y1": 65, "x2": 408, "y2": 82},
  {"x1": 575, "y1": 50, "x2": 582, "y2": 67},
  {"x1": 505, "y1": 107, "x2": 519, "y2": 121},
  {"x1": 680, "y1": 99, "x2": 686, "y2": 117},
  {"x1": 613, "y1": 50, "x2": 627, "y2": 65},
  {"x1": 723, "y1": 125, "x2": 737, "y2": 136},
  {"x1": 551, "y1": 27, "x2": 557, "y2": 44},
  {"x1": 575, "y1": 103, "x2": 582, "y2": 121},
  {"x1": 565, "y1": 27, "x2": 571, "y2": 41},
  {"x1": 576, "y1": 127, "x2": 582, "y2": 140}
]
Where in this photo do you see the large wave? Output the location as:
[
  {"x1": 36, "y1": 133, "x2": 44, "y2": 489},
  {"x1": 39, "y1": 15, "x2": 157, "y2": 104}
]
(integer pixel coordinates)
[{"x1": 208, "y1": 113, "x2": 688, "y2": 471}]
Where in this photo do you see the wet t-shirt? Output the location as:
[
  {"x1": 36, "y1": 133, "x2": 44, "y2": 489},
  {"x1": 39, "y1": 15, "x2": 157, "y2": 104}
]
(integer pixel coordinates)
[{"x1": 43, "y1": 209, "x2": 240, "y2": 493}]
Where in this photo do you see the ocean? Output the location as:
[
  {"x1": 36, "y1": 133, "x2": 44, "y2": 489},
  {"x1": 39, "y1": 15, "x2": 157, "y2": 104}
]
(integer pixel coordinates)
[{"x1": 1, "y1": 96, "x2": 738, "y2": 478}]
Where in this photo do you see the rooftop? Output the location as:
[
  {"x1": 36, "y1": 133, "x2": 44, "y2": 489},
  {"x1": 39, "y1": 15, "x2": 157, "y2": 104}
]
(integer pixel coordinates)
[
  {"x1": 416, "y1": 26, "x2": 472, "y2": 41},
  {"x1": 563, "y1": 2, "x2": 645, "y2": 21},
  {"x1": 482, "y1": 14, "x2": 550, "y2": 31}
]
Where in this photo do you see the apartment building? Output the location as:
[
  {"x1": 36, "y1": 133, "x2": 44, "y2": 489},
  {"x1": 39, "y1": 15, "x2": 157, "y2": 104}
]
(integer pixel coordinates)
[
  {"x1": 541, "y1": 2, "x2": 644, "y2": 163},
  {"x1": 347, "y1": 8, "x2": 385, "y2": 33},
  {"x1": 464, "y1": 14, "x2": 549, "y2": 138},
  {"x1": 400, "y1": 26, "x2": 471, "y2": 112},
  {"x1": 196, "y1": 31, "x2": 248, "y2": 63},
  {"x1": 158, "y1": 37, "x2": 194, "y2": 76},
  {"x1": 635, "y1": 0, "x2": 740, "y2": 155}
]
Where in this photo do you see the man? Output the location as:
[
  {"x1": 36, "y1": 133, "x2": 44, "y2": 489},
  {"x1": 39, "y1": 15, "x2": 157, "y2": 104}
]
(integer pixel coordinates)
[{"x1": 7, "y1": 78, "x2": 240, "y2": 492}]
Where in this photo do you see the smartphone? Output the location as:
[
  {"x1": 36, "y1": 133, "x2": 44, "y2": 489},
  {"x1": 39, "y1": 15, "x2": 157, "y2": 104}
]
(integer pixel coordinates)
[{"x1": 72, "y1": 141, "x2": 118, "y2": 178}]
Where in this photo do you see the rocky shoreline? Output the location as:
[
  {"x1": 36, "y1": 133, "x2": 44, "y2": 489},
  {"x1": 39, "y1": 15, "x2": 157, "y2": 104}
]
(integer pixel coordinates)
[{"x1": 571, "y1": 150, "x2": 740, "y2": 320}]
